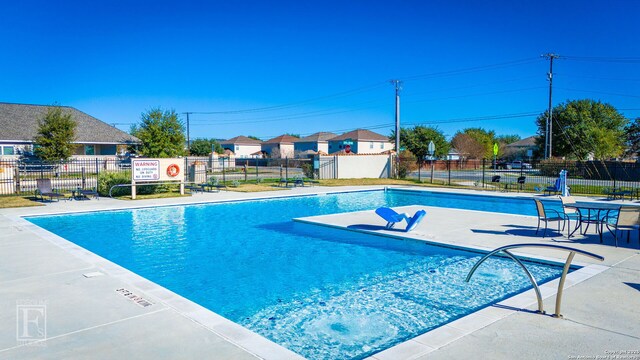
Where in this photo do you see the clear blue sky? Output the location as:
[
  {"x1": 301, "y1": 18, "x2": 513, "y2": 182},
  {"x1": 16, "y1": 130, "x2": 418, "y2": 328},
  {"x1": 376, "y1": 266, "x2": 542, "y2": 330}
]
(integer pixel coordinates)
[{"x1": 1, "y1": 0, "x2": 638, "y2": 141}]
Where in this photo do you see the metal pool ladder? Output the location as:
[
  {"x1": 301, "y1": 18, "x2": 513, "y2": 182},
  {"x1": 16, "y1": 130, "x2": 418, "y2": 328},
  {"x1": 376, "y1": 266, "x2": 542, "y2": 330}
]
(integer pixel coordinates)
[{"x1": 465, "y1": 243, "x2": 604, "y2": 318}]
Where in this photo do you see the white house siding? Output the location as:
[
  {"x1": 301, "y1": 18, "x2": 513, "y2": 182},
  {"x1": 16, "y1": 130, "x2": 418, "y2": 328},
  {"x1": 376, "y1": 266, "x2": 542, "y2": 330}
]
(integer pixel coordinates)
[
  {"x1": 262, "y1": 143, "x2": 294, "y2": 158},
  {"x1": 356, "y1": 141, "x2": 393, "y2": 154},
  {"x1": 220, "y1": 143, "x2": 262, "y2": 158},
  {"x1": 328, "y1": 140, "x2": 393, "y2": 154}
]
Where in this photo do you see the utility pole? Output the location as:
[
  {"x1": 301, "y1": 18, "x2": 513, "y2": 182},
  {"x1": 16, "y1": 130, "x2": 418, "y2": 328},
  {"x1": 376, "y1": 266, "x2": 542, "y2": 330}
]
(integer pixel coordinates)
[
  {"x1": 183, "y1": 112, "x2": 192, "y2": 154},
  {"x1": 390, "y1": 79, "x2": 402, "y2": 178},
  {"x1": 542, "y1": 53, "x2": 559, "y2": 159},
  {"x1": 390, "y1": 80, "x2": 402, "y2": 153}
]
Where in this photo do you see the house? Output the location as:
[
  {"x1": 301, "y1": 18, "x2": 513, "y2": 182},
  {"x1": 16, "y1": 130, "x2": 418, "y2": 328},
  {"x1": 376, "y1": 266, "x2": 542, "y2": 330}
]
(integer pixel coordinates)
[
  {"x1": 504, "y1": 136, "x2": 538, "y2": 160},
  {"x1": 261, "y1": 135, "x2": 298, "y2": 158},
  {"x1": 446, "y1": 149, "x2": 460, "y2": 161},
  {"x1": 294, "y1": 132, "x2": 337, "y2": 155},
  {"x1": 0, "y1": 102, "x2": 139, "y2": 157},
  {"x1": 219, "y1": 136, "x2": 262, "y2": 158},
  {"x1": 328, "y1": 129, "x2": 393, "y2": 154}
]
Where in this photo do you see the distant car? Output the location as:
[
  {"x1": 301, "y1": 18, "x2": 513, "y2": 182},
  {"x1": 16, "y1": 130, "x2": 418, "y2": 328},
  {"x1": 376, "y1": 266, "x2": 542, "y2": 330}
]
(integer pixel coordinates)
[
  {"x1": 116, "y1": 153, "x2": 143, "y2": 169},
  {"x1": 508, "y1": 161, "x2": 532, "y2": 169},
  {"x1": 492, "y1": 160, "x2": 532, "y2": 170},
  {"x1": 492, "y1": 160, "x2": 509, "y2": 169},
  {"x1": 17, "y1": 151, "x2": 57, "y2": 172}
]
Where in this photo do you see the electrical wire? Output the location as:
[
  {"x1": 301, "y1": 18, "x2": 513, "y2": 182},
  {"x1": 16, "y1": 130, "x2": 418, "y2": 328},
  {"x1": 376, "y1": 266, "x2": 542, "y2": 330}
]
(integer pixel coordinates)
[
  {"x1": 184, "y1": 82, "x2": 388, "y2": 114},
  {"x1": 555, "y1": 87, "x2": 640, "y2": 99},
  {"x1": 562, "y1": 56, "x2": 640, "y2": 64},
  {"x1": 400, "y1": 57, "x2": 541, "y2": 82},
  {"x1": 254, "y1": 111, "x2": 541, "y2": 139}
]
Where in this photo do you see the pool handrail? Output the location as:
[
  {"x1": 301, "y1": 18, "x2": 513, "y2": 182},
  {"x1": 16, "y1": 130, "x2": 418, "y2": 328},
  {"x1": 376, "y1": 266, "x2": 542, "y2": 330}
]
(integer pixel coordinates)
[
  {"x1": 108, "y1": 182, "x2": 198, "y2": 198},
  {"x1": 465, "y1": 243, "x2": 604, "y2": 318}
]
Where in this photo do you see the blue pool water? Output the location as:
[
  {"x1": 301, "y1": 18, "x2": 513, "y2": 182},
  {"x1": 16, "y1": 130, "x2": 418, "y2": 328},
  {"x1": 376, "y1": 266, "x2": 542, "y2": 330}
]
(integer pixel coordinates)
[{"x1": 27, "y1": 190, "x2": 563, "y2": 359}]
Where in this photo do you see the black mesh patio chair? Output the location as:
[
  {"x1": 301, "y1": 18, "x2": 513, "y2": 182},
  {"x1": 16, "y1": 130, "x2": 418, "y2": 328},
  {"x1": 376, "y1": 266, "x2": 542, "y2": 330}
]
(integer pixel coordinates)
[
  {"x1": 517, "y1": 176, "x2": 526, "y2": 191},
  {"x1": 36, "y1": 179, "x2": 65, "y2": 202}
]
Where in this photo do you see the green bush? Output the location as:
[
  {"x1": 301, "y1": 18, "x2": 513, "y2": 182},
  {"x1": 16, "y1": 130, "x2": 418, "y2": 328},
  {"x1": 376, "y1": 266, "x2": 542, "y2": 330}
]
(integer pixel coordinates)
[
  {"x1": 301, "y1": 163, "x2": 314, "y2": 178},
  {"x1": 397, "y1": 161, "x2": 411, "y2": 179},
  {"x1": 97, "y1": 171, "x2": 159, "y2": 197}
]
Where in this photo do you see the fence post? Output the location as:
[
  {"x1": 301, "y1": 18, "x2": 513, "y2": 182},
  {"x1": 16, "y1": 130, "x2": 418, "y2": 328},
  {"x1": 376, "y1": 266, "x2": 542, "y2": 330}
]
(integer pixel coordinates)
[
  {"x1": 285, "y1": 157, "x2": 289, "y2": 180},
  {"x1": 613, "y1": 161, "x2": 617, "y2": 189},
  {"x1": 418, "y1": 160, "x2": 421, "y2": 182},
  {"x1": 82, "y1": 167, "x2": 86, "y2": 188},
  {"x1": 256, "y1": 160, "x2": 259, "y2": 182},
  {"x1": 222, "y1": 157, "x2": 226, "y2": 184},
  {"x1": 447, "y1": 160, "x2": 451, "y2": 185},
  {"x1": 14, "y1": 167, "x2": 21, "y2": 194},
  {"x1": 430, "y1": 159, "x2": 434, "y2": 183},
  {"x1": 95, "y1": 158, "x2": 99, "y2": 179},
  {"x1": 482, "y1": 158, "x2": 486, "y2": 188}
]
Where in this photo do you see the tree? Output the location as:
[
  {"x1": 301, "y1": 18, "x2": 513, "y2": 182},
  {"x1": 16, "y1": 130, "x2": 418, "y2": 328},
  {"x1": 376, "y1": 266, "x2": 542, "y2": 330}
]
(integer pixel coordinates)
[
  {"x1": 190, "y1": 138, "x2": 224, "y2": 156},
  {"x1": 34, "y1": 106, "x2": 77, "y2": 161},
  {"x1": 393, "y1": 126, "x2": 449, "y2": 164},
  {"x1": 495, "y1": 134, "x2": 521, "y2": 145},
  {"x1": 130, "y1": 108, "x2": 186, "y2": 158},
  {"x1": 451, "y1": 133, "x2": 485, "y2": 159},
  {"x1": 625, "y1": 117, "x2": 640, "y2": 157},
  {"x1": 247, "y1": 135, "x2": 262, "y2": 141},
  {"x1": 535, "y1": 99, "x2": 628, "y2": 159},
  {"x1": 462, "y1": 128, "x2": 496, "y2": 159},
  {"x1": 284, "y1": 133, "x2": 300, "y2": 138}
]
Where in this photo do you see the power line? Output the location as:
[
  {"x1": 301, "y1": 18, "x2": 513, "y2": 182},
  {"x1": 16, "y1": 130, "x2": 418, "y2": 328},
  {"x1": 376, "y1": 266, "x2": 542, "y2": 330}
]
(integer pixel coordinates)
[
  {"x1": 403, "y1": 86, "x2": 546, "y2": 105},
  {"x1": 184, "y1": 82, "x2": 388, "y2": 115},
  {"x1": 400, "y1": 57, "x2": 541, "y2": 82},
  {"x1": 555, "y1": 87, "x2": 640, "y2": 99},
  {"x1": 401, "y1": 75, "x2": 540, "y2": 98},
  {"x1": 181, "y1": 57, "x2": 544, "y2": 116},
  {"x1": 557, "y1": 74, "x2": 640, "y2": 82},
  {"x1": 254, "y1": 111, "x2": 541, "y2": 139},
  {"x1": 562, "y1": 55, "x2": 640, "y2": 64},
  {"x1": 187, "y1": 86, "x2": 546, "y2": 126},
  {"x1": 188, "y1": 96, "x2": 387, "y2": 124}
]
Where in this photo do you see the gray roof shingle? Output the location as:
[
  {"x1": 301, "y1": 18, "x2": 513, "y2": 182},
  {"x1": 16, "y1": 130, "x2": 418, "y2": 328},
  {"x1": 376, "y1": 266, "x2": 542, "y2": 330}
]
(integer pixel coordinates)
[
  {"x1": 296, "y1": 132, "x2": 338, "y2": 143},
  {"x1": 220, "y1": 135, "x2": 263, "y2": 145},
  {"x1": 329, "y1": 129, "x2": 389, "y2": 142},
  {"x1": 0, "y1": 102, "x2": 139, "y2": 144}
]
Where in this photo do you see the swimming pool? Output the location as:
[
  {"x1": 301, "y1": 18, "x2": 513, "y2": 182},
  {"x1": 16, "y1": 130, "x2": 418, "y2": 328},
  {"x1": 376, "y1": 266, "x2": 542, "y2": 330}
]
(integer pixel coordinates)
[{"x1": 27, "y1": 190, "x2": 564, "y2": 359}]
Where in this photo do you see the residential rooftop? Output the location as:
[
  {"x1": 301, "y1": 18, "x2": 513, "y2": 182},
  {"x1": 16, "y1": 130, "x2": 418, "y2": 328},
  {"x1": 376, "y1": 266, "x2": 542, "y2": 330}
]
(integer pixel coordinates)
[
  {"x1": 0, "y1": 102, "x2": 139, "y2": 144},
  {"x1": 330, "y1": 129, "x2": 389, "y2": 142}
]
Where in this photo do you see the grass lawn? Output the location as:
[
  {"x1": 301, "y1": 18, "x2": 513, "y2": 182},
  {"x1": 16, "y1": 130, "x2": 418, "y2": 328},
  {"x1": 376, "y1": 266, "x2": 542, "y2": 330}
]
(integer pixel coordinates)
[
  {"x1": 225, "y1": 184, "x2": 288, "y2": 192},
  {"x1": 0, "y1": 196, "x2": 45, "y2": 208}
]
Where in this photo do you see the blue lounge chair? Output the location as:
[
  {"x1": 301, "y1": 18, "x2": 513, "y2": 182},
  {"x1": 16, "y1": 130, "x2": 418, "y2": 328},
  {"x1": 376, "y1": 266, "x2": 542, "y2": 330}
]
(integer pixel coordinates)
[
  {"x1": 405, "y1": 210, "x2": 427, "y2": 232},
  {"x1": 375, "y1": 207, "x2": 409, "y2": 229},
  {"x1": 375, "y1": 207, "x2": 426, "y2": 232},
  {"x1": 544, "y1": 178, "x2": 561, "y2": 195}
]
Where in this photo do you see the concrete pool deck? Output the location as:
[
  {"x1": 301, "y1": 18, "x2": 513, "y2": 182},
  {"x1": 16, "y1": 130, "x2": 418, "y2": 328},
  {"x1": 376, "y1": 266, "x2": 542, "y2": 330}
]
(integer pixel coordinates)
[{"x1": 1, "y1": 186, "x2": 638, "y2": 359}]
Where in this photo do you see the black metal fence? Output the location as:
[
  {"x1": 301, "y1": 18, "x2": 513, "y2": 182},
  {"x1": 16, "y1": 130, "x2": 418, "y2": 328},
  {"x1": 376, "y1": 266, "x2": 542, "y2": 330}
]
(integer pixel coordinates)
[
  {"x1": 399, "y1": 157, "x2": 640, "y2": 197},
  {"x1": 2, "y1": 156, "x2": 638, "y2": 198},
  {"x1": 0, "y1": 157, "x2": 313, "y2": 196}
]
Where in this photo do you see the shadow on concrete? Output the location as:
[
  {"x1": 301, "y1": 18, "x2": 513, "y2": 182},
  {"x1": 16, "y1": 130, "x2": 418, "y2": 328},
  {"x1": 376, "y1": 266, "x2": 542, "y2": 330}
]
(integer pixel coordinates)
[
  {"x1": 347, "y1": 224, "x2": 405, "y2": 232},
  {"x1": 491, "y1": 303, "x2": 546, "y2": 316},
  {"x1": 623, "y1": 282, "x2": 640, "y2": 292}
]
